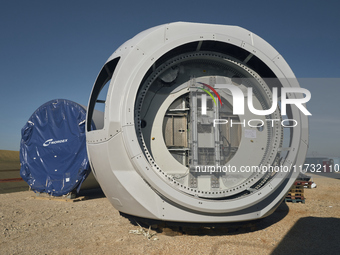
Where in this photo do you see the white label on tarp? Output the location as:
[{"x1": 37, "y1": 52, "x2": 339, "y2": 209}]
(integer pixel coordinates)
[
  {"x1": 245, "y1": 129, "x2": 256, "y2": 139},
  {"x1": 65, "y1": 178, "x2": 70, "y2": 182}
]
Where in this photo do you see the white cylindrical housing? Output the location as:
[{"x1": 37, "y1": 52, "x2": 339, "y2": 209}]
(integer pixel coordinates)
[{"x1": 86, "y1": 22, "x2": 308, "y2": 222}]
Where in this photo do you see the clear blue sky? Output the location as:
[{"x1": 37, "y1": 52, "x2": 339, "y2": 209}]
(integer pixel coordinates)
[{"x1": 1, "y1": 1, "x2": 339, "y2": 157}]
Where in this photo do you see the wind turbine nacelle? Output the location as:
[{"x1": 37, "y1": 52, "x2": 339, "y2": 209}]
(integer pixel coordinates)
[{"x1": 86, "y1": 22, "x2": 308, "y2": 222}]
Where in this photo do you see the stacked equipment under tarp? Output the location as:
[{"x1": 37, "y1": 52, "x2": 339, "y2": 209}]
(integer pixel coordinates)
[{"x1": 20, "y1": 99, "x2": 97, "y2": 196}]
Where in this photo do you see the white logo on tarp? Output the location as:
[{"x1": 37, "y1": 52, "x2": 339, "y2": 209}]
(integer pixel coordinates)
[{"x1": 43, "y1": 138, "x2": 68, "y2": 147}]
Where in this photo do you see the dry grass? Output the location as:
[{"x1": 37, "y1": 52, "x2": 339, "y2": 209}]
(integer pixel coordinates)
[
  {"x1": 0, "y1": 150, "x2": 19, "y2": 162},
  {"x1": 0, "y1": 150, "x2": 20, "y2": 171}
]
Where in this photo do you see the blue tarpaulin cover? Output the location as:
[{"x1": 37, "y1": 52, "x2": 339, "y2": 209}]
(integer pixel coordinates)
[{"x1": 20, "y1": 99, "x2": 95, "y2": 196}]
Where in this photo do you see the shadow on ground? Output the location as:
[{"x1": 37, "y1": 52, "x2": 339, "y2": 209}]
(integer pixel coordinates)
[
  {"x1": 120, "y1": 201, "x2": 290, "y2": 236},
  {"x1": 271, "y1": 217, "x2": 340, "y2": 254},
  {"x1": 78, "y1": 188, "x2": 105, "y2": 200}
]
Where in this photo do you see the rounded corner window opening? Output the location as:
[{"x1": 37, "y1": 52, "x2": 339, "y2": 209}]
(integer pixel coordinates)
[{"x1": 87, "y1": 57, "x2": 120, "y2": 132}]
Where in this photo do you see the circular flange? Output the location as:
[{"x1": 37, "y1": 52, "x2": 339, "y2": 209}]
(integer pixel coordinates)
[{"x1": 134, "y1": 51, "x2": 283, "y2": 200}]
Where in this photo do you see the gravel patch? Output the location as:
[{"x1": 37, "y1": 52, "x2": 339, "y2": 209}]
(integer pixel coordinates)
[{"x1": 1, "y1": 175, "x2": 339, "y2": 255}]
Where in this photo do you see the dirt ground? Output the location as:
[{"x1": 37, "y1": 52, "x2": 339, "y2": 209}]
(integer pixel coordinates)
[{"x1": 1, "y1": 174, "x2": 340, "y2": 255}]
